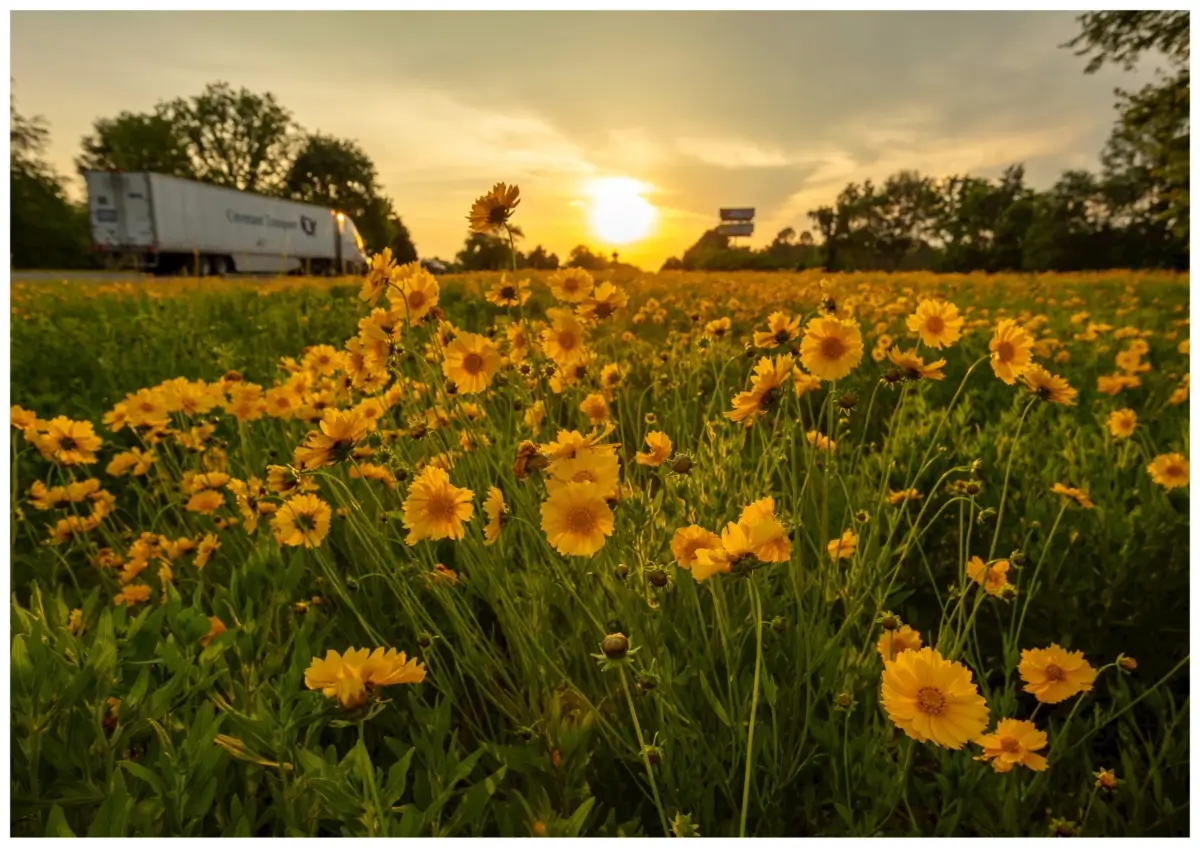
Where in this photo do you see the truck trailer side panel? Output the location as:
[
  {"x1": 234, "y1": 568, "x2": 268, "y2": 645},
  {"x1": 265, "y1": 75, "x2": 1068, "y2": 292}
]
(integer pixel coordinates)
[{"x1": 148, "y1": 174, "x2": 338, "y2": 263}]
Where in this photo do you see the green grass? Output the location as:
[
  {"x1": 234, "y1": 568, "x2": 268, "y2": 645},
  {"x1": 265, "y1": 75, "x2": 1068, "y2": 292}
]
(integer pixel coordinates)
[{"x1": 9, "y1": 268, "x2": 1190, "y2": 837}]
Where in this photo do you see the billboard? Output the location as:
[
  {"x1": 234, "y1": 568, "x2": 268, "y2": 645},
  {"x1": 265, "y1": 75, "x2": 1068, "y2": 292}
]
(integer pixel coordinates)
[
  {"x1": 717, "y1": 222, "x2": 755, "y2": 237},
  {"x1": 719, "y1": 208, "x2": 755, "y2": 222}
]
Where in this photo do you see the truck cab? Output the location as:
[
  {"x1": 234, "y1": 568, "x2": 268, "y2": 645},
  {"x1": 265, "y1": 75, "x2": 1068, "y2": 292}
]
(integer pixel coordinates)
[{"x1": 336, "y1": 213, "x2": 369, "y2": 275}]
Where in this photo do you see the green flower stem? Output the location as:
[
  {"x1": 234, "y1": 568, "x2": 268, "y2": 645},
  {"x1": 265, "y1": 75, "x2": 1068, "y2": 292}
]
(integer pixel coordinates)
[
  {"x1": 739, "y1": 576, "x2": 764, "y2": 838},
  {"x1": 619, "y1": 664, "x2": 669, "y2": 836}
]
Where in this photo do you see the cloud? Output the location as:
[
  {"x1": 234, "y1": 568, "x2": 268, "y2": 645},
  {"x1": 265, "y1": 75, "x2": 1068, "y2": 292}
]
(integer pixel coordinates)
[{"x1": 675, "y1": 136, "x2": 792, "y2": 169}]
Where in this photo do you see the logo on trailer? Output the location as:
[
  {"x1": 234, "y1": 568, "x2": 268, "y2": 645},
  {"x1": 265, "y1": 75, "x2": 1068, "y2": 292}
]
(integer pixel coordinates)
[{"x1": 300, "y1": 216, "x2": 317, "y2": 237}]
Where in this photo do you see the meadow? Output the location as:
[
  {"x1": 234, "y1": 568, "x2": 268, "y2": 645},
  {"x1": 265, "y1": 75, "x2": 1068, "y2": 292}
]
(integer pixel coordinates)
[{"x1": 9, "y1": 247, "x2": 1191, "y2": 835}]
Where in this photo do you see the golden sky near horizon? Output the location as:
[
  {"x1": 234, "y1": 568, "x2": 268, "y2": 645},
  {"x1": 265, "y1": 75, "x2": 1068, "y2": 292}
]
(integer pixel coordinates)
[{"x1": 11, "y1": 11, "x2": 1157, "y2": 269}]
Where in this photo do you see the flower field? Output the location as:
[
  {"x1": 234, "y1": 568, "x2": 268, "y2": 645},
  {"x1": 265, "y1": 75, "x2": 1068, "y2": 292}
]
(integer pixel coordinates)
[{"x1": 9, "y1": 235, "x2": 1191, "y2": 834}]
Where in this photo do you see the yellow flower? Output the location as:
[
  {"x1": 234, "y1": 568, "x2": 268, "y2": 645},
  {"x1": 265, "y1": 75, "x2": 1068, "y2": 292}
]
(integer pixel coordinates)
[
  {"x1": 467, "y1": 182, "x2": 520, "y2": 233},
  {"x1": 266, "y1": 464, "x2": 319, "y2": 497},
  {"x1": 540, "y1": 308, "x2": 590, "y2": 367},
  {"x1": 577, "y1": 281, "x2": 628, "y2": 321},
  {"x1": 523, "y1": 400, "x2": 546, "y2": 433},
  {"x1": 906, "y1": 299, "x2": 963, "y2": 349},
  {"x1": 485, "y1": 274, "x2": 531, "y2": 307},
  {"x1": 34, "y1": 416, "x2": 102, "y2": 466},
  {"x1": 989, "y1": 319, "x2": 1033, "y2": 385},
  {"x1": 973, "y1": 718, "x2": 1049, "y2": 773},
  {"x1": 880, "y1": 647, "x2": 990, "y2": 749},
  {"x1": 579, "y1": 393, "x2": 609, "y2": 425},
  {"x1": 361, "y1": 248, "x2": 396, "y2": 304},
  {"x1": 807, "y1": 430, "x2": 836, "y2": 452},
  {"x1": 1097, "y1": 373, "x2": 1141, "y2": 396},
  {"x1": 1050, "y1": 482, "x2": 1094, "y2": 509},
  {"x1": 304, "y1": 647, "x2": 427, "y2": 709},
  {"x1": 1147, "y1": 452, "x2": 1189, "y2": 490},
  {"x1": 442, "y1": 331, "x2": 502, "y2": 395},
  {"x1": 387, "y1": 263, "x2": 440, "y2": 324},
  {"x1": 799, "y1": 316, "x2": 863, "y2": 381},
  {"x1": 67, "y1": 608, "x2": 84, "y2": 635},
  {"x1": 724, "y1": 354, "x2": 793, "y2": 427},
  {"x1": 705, "y1": 316, "x2": 732, "y2": 339},
  {"x1": 186, "y1": 489, "x2": 226, "y2": 515},
  {"x1": 1106, "y1": 408, "x2": 1137, "y2": 439},
  {"x1": 202, "y1": 616, "x2": 228, "y2": 647},
  {"x1": 545, "y1": 450, "x2": 620, "y2": 500},
  {"x1": 792, "y1": 366, "x2": 822, "y2": 398},
  {"x1": 966, "y1": 556, "x2": 1010, "y2": 595},
  {"x1": 264, "y1": 384, "x2": 304, "y2": 420},
  {"x1": 114, "y1": 584, "x2": 153, "y2": 607},
  {"x1": 195, "y1": 532, "x2": 221, "y2": 569},
  {"x1": 635, "y1": 431, "x2": 673, "y2": 467},
  {"x1": 1023, "y1": 364, "x2": 1077, "y2": 406},
  {"x1": 483, "y1": 487, "x2": 505, "y2": 546},
  {"x1": 402, "y1": 466, "x2": 475, "y2": 545},
  {"x1": 753, "y1": 311, "x2": 801, "y2": 349},
  {"x1": 548, "y1": 267, "x2": 594, "y2": 303},
  {"x1": 1019, "y1": 644, "x2": 1096, "y2": 704},
  {"x1": 738, "y1": 496, "x2": 790, "y2": 563},
  {"x1": 271, "y1": 493, "x2": 333, "y2": 549},
  {"x1": 888, "y1": 346, "x2": 946, "y2": 381},
  {"x1": 11, "y1": 405, "x2": 39, "y2": 430},
  {"x1": 540, "y1": 481, "x2": 614, "y2": 557},
  {"x1": 827, "y1": 529, "x2": 857, "y2": 561},
  {"x1": 293, "y1": 408, "x2": 372, "y2": 471},
  {"x1": 1094, "y1": 768, "x2": 1120, "y2": 790},
  {"x1": 888, "y1": 488, "x2": 921, "y2": 505},
  {"x1": 877, "y1": 625, "x2": 922, "y2": 662},
  {"x1": 670, "y1": 525, "x2": 722, "y2": 570}
]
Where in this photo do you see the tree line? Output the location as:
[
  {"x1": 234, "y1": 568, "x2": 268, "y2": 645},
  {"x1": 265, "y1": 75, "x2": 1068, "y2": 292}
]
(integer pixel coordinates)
[
  {"x1": 11, "y1": 81, "x2": 422, "y2": 269},
  {"x1": 663, "y1": 12, "x2": 1189, "y2": 274}
]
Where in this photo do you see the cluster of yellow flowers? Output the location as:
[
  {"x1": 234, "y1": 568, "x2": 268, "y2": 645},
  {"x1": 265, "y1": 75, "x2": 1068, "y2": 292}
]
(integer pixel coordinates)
[{"x1": 879, "y1": 632, "x2": 1096, "y2": 770}]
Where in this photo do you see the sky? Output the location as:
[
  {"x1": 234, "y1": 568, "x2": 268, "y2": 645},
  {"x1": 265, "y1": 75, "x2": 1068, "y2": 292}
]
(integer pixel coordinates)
[{"x1": 10, "y1": 11, "x2": 1159, "y2": 269}]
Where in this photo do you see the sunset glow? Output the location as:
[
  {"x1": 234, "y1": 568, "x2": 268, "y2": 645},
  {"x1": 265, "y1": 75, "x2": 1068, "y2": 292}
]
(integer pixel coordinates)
[{"x1": 585, "y1": 177, "x2": 658, "y2": 246}]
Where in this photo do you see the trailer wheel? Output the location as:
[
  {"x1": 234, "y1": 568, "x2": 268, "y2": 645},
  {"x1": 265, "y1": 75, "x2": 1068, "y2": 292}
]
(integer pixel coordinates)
[
  {"x1": 196, "y1": 256, "x2": 213, "y2": 277},
  {"x1": 212, "y1": 256, "x2": 229, "y2": 277}
]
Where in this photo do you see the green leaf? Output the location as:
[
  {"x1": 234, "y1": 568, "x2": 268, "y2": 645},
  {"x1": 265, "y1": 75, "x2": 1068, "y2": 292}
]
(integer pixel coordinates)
[
  {"x1": 383, "y1": 746, "x2": 416, "y2": 807},
  {"x1": 11, "y1": 635, "x2": 34, "y2": 700},
  {"x1": 698, "y1": 673, "x2": 732, "y2": 727},
  {"x1": 118, "y1": 760, "x2": 168, "y2": 798},
  {"x1": 87, "y1": 769, "x2": 131, "y2": 837},
  {"x1": 45, "y1": 803, "x2": 76, "y2": 837}
]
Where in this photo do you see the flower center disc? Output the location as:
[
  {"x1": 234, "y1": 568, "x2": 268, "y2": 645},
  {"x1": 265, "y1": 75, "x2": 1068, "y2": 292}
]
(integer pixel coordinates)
[
  {"x1": 820, "y1": 336, "x2": 846, "y2": 360},
  {"x1": 566, "y1": 507, "x2": 596, "y2": 534},
  {"x1": 463, "y1": 353, "x2": 485, "y2": 374},
  {"x1": 915, "y1": 686, "x2": 946, "y2": 715}
]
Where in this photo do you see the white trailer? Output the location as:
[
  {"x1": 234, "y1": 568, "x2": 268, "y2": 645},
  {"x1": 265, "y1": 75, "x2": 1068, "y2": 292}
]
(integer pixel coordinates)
[{"x1": 84, "y1": 171, "x2": 369, "y2": 276}]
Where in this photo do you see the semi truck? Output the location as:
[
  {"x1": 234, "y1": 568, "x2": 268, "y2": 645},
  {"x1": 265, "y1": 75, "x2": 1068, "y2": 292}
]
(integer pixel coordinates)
[{"x1": 84, "y1": 171, "x2": 369, "y2": 276}]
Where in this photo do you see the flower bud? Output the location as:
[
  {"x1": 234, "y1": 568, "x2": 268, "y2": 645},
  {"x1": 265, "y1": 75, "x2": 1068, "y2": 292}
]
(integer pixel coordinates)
[
  {"x1": 670, "y1": 454, "x2": 694, "y2": 475},
  {"x1": 1117, "y1": 655, "x2": 1137, "y2": 673},
  {"x1": 601, "y1": 633, "x2": 629, "y2": 659}
]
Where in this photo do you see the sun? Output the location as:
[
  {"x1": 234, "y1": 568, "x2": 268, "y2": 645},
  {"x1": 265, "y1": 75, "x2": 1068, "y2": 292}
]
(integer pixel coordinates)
[{"x1": 585, "y1": 177, "x2": 658, "y2": 246}]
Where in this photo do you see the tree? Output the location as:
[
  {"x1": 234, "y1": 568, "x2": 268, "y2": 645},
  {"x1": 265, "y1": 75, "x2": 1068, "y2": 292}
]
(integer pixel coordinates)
[
  {"x1": 566, "y1": 245, "x2": 608, "y2": 270},
  {"x1": 524, "y1": 245, "x2": 560, "y2": 269},
  {"x1": 1067, "y1": 11, "x2": 1189, "y2": 250},
  {"x1": 11, "y1": 91, "x2": 91, "y2": 269},
  {"x1": 76, "y1": 112, "x2": 193, "y2": 177},
  {"x1": 456, "y1": 232, "x2": 516, "y2": 270},
  {"x1": 158, "y1": 82, "x2": 298, "y2": 194},
  {"x1": 388, "y1": 216, "x2": 419, "y2": 265},
  {"x1": 1065, "y1": 11, "x2": 1188, "y2": 73},
  {"x1": 285, "y1": 133, "x2": 403, "y2": 253}
]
